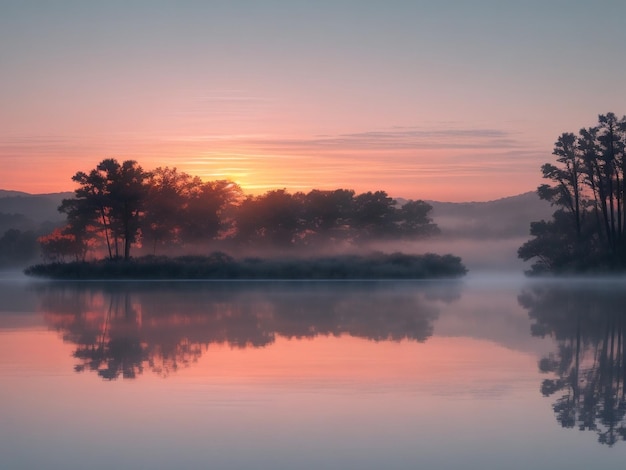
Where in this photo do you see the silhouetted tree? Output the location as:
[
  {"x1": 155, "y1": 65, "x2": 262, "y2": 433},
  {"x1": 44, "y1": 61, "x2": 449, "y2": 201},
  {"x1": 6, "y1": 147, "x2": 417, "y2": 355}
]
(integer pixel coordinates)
[
  {"x1": 519, "y1": 113, "x2": 626, "y2": 273},
  {"x1": 142, "y1": 167, "x2": 192, "y2": 253},
  {"x1": 60, "y1": 159, "x2": 149, "y2": 260},
  {"x1": 43, "y1": 159, "x2": 441, "y2": 260},
  {"x1": 301, "y1": 189, "x2": 355, "y2": 244},
  {"x1": 235, "y1": 189, "x2": 303, "y2": 246},
  {"x1": 229, "y1": 188, "x2": 439, "y2": 248},
  {"x1": 38, "y1": 227, "x2": 88, "y2": 262},
  {"x1": 398, "y1": 200, "x2": 440, "y2": 237},
  {"x1": 106, "y1": 160, "x2": 149, "y2": 260},
  {"x1": 180, "y1": 179, "x2": 242, "y2": 244},
  {"x1": 142, "y1": 168, "x2": 242, "y2": 253},
  {"x1": 352, "y1": 191, "x2": 398, "y2": 239},
  {"x1": 539, "y1": 132, "x2": 584, "y2": 237}
]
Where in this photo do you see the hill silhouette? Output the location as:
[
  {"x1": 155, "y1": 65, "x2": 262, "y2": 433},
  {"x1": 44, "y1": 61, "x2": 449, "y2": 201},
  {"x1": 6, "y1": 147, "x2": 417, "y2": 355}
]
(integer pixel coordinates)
[
  {"x1": 401, "y1": 192, "x2": 553, "y2": 239},
  {"x1": 0, "y1": 191, "x2": 71, "y2": 226}
]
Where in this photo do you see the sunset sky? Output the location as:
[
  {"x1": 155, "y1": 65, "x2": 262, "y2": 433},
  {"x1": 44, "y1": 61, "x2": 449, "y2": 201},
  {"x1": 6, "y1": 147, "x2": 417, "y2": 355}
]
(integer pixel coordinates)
[{"x1": 2, "y1": 1, "x2": 625, "y2": 201}]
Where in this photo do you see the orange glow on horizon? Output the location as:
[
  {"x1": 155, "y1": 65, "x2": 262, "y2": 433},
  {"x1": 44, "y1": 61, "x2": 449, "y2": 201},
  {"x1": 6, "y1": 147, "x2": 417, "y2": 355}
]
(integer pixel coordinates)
[{"x1": 0, "y1": 110, "x2": 547, "y2": 201}]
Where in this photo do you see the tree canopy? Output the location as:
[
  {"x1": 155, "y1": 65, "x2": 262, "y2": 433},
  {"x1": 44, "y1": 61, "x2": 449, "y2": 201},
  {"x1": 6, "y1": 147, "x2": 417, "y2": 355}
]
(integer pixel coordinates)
[
  {"x1": 48, "y1": 158, "x2": 440, "y2": 260},
  {"x1": 58, "y1": 159, "x2": 149, "y2": 261},
  {"x1": 519, "y1": 113, "x2": 626, "y2": 273}
]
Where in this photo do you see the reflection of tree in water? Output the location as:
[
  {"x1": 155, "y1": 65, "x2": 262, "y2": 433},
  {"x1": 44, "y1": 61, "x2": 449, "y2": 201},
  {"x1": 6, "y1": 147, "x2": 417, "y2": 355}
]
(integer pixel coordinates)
[
  {"x1": 519, "y1": 283, "x2": 626, "y2": 446},
  {"x1": 37, "y1": 281, "x2": 460, "y2": 380},
  {"x1": 73, "y1": 293, "x2": 146, "y2": 379}
]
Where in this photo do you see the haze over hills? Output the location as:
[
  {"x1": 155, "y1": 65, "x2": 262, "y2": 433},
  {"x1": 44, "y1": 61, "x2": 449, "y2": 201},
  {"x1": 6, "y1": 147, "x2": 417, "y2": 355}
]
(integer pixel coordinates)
[
  {"x1": 427, "y1": 191, "x2": 553, "y2": 239},
  {"x1": 0, "y1": 190, "x2": 550, "y2": 232},
  {"x1": 391, "y1": 191, "x2": 553, "y2": 272},
  {"x1": 393, "y1": 191, "x2": 553, "y2": 240},
  {"x1": 0, "y1": 189, "x2": 552, "y2": 239},
  {"x1": 0, "y1": 189, "x2": 553, "y2": 272},
  {"x1": 0, "y1": 191, "x2": 72, "y2": 230}
]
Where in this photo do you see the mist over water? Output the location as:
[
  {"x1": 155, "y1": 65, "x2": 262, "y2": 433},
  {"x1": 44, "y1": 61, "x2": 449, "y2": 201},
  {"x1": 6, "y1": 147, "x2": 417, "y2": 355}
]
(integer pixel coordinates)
[
  {"x1": 367, "y1": 236, "x2": 530, "y2": 275},
  {"x1": 3, "y1": 272, "x2": 626, "y2": 468},
  {"x1": 0, "y1": 269, "x2": 31, "y2": 281},
  {"x1": 1, "y1": 188, "x2": 548, "y2": 282}
]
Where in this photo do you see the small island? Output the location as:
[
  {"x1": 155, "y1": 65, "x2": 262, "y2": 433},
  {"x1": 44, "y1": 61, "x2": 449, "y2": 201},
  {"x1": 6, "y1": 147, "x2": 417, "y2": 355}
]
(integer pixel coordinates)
[
  {"x1": 25, "y1": 252, "x2": 467, "y2": 280},
  {"x1": 21, "y1": 158, "x2": 467, "y2": 280}
]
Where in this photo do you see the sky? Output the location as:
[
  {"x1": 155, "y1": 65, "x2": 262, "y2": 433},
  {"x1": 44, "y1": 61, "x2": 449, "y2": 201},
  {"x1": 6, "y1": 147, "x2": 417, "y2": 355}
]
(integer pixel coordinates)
[{"x1": 1, "y1": 0, "x2": 626, "y2": 201}]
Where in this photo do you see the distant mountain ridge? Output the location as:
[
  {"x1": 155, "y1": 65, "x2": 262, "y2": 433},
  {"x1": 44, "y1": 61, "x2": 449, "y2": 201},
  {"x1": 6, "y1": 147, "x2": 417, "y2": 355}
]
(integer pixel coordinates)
[
  {"x1": 0, "y1": 190, "x2": 30, "y2": 197},
  {"x1": 404, "y1": 191, "x2": 553, "y2": 239},
  {"x1": 0, "y1": 191, "x2": 72, "y2": 230}
]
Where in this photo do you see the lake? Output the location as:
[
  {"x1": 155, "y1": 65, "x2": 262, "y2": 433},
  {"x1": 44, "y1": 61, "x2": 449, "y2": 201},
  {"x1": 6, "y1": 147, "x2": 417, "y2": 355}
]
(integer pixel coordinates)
[{"x1": 1, "y1": 275, "x2": 626, "y2": 469}]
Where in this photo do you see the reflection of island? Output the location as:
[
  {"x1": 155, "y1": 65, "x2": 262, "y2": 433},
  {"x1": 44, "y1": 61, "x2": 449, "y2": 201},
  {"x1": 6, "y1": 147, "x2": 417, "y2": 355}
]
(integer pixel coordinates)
[
  {"x1": 519, "y1": 283, "x2": 626, "y2": 446},
  {"x1": 37, "y1": 282, "x2": 460, "y2": 380}
]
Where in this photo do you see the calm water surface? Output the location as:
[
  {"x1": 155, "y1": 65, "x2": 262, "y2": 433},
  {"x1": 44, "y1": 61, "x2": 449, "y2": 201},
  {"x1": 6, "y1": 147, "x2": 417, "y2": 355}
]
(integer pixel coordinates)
[{"x1": 1, "y1": 276, "x2": 626, "y2": 469}]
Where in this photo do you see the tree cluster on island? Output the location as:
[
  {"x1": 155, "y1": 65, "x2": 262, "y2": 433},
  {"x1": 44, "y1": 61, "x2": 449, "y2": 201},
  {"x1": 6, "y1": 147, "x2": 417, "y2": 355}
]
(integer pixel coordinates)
[
  {"x1": 38, "y1": 159, "x2": 440, "y2": 262},
  {"x1": 519, "y1": 112, "x2": 626, "y2": 274},
  {"x1": 26, "y1": 159, "x2": 468, "y2": 279}
]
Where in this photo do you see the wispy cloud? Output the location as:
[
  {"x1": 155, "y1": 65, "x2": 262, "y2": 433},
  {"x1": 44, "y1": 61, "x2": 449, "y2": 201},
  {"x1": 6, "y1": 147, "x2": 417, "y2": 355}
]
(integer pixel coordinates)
[
  {"x1": 173, "y1": 90, "x2": 273, "y2": 120},
  {"x1": 0, "y1": 124, "x2": 545, "y2": 199},
  {"x1": 171, "y1": 126, "x2": 526, "y2": 153}
]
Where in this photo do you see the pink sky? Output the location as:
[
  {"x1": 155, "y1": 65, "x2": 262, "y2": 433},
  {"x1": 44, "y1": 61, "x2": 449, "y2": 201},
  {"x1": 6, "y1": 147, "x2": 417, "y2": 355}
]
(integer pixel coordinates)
[{"x1": 2, "y1": 2, "x2": 625, "y2": 201}]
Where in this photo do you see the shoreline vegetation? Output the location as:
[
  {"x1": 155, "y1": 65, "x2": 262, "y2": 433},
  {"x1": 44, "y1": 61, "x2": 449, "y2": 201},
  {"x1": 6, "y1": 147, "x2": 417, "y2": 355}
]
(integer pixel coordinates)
[
  {"x1": 38, "y1": 160, "x2": 442, "y2": 264},
  {"x1": 23, "y1": 159, "x2": 470, "y2": 280},
  {"x1": 24, "y1": 252, "x2": 467, "y2": 280},
  {"x1": 519, "y1": 112, "x2": 626, "y2": 275}
]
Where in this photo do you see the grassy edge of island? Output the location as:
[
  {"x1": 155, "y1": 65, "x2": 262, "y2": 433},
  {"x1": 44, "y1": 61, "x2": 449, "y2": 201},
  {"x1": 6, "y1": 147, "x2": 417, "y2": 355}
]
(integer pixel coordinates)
[{"x1": 24, "y1": 252, "x2": 467, "y2": 280}]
